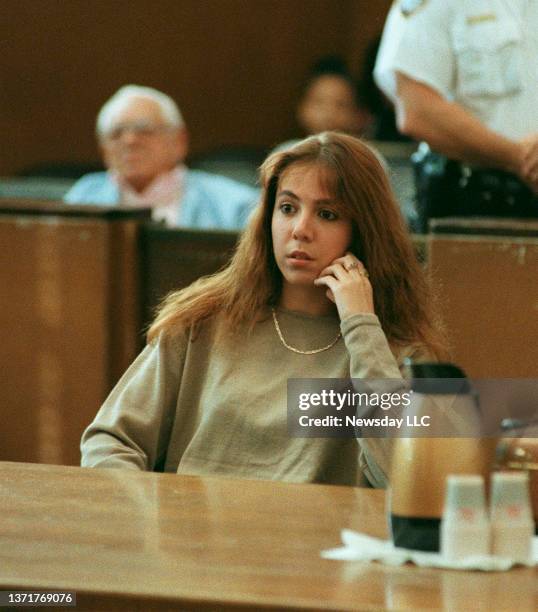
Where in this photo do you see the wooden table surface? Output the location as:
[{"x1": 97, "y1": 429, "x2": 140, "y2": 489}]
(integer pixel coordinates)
[{"x1": 1, "y1": 462, "x2": 536, "y2": 611}]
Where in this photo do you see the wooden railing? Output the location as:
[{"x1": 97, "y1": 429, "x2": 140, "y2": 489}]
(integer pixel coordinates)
[
  {"x1": 2, "y1": 199, "x2": 537, "y2": 465},
  {"x1": 428, "y1": 217, "x2": 538, "y2": 377},
  {"x1": 0, "y1": 200, "x2": 149, "y2": 465}
]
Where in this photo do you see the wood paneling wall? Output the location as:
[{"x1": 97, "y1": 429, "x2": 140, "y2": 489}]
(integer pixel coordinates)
[{"x1": 1, "y1": 0, "x2": 391, "y2": 176}]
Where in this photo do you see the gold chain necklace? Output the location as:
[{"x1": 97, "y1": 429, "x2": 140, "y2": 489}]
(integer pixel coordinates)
[{"x1": 271, "y1": 308, "x2": 342, "y2": 355}]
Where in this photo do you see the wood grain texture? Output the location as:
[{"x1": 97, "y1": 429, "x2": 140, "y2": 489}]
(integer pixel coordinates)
[
  {"x1": 0, "y1": 462, "x2": 536, "y2": 611},
  {"x1": 0, "y1": 203, "x2": 148, "y2": 465},
  {"x1": 428, "y1": 231, "x2": 538, "y2": 377}
]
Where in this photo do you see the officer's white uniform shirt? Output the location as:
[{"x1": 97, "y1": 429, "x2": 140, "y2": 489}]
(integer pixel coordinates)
[{"x1": 374, "y1": 0, "x2": 538, "y2": 140}]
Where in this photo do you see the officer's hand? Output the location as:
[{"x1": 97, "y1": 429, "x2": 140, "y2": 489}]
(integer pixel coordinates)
[{"x1": 518, "y1": 135, "x2": 538, "y2": 194}]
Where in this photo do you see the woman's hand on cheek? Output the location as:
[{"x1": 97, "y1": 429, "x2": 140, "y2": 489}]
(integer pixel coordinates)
[{"x1": 313, "y1": 254, "x2": 375, "y2": 321}]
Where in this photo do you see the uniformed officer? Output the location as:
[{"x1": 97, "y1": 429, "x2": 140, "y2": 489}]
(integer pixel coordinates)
[{"x1": 374, "y1": 0, "x2": 538, "y2": 231}]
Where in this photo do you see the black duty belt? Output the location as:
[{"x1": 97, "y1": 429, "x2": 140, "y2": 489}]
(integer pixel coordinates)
[{"x1": 411, "y1": 147, "x2": 538, "y2": 233}]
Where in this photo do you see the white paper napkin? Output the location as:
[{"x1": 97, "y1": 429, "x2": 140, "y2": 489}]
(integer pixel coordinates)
[{"x1": 321, "y1": 529, "x2": 538, "y2": 571}]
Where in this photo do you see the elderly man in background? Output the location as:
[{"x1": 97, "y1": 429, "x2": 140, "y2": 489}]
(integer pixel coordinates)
[
  {"x1": 64, "y1": 85, "x2": 259, "y2": 229},
  {"x1": 374, "y1": 0, "x2": 538, "y2": 231}
]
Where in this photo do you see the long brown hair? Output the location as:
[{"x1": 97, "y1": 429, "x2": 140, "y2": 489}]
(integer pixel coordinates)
[{"x1": 149, "y1": 132, "x2": 445, "y2": 357}]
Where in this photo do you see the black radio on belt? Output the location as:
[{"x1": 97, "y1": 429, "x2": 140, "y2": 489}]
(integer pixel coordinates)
[{"x1": 411, "y1": 143, "x2": 538, "y2": 233}]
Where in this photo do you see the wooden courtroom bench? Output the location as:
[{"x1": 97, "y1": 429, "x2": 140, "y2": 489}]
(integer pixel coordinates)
[
  {"x1": 1, "y1": 203, "x2": 242, "y2": 466},
  {"x1": 0, "y1": 210, "x2": 425, "y2": 467},
  {"x1": 8, "y1": 200, "x2": 535, "y2": 466},
  {"x1": 0, "y1": 199, "x2": 150, "y2": 465},
  {"x1": 428, "y1": 217, "x2": 538, "y2": 377},
  {"x1": 139, "y1": 224, "x2": 239, "y2": 329}
]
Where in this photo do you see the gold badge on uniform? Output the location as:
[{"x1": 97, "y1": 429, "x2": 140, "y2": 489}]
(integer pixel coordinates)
[
  {"x1": 400, "y1": 0, "x2": 427, "y2": 17},
  {"x1": 466, "y1": 13, "x2": 497, "y2": 25}
]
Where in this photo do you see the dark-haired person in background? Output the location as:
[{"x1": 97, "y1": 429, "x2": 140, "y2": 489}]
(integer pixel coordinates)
[
  {"x1": 275, "y1": 56, "x2": 374, "y2": 153},
  {"x1": 296, "y1": 55, "x2": 373, "y2": 137}
]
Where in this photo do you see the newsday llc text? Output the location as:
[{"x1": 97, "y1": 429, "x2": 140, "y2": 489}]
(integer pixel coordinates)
[{"x1": 287, "y1": 378, "x2": 538, "y2": 438}]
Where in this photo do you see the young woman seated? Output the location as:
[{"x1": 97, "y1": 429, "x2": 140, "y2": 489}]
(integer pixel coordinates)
[{"x1": 81, "y1": 132, "x2": 445, "y2": 487}]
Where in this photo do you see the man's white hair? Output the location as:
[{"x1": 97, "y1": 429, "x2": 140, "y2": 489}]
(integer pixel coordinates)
[{"x1": 96, "y1": 85, "x2": 184, "y2": 137}]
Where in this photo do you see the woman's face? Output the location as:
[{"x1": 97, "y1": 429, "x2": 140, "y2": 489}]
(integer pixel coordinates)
[
  {"x1": 271, "y1": 162, "x2": 353, "y2": 289},
  {"x1": 298, "y1": 75, "x2": 362, "y2": 134}
]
